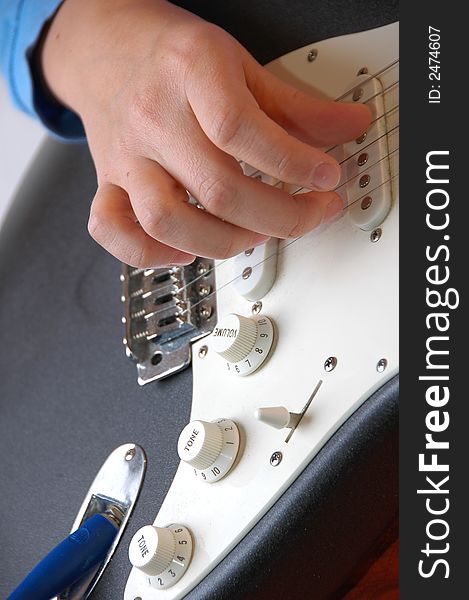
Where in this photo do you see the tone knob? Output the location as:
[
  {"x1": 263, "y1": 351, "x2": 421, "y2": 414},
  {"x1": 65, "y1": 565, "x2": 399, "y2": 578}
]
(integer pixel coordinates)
[
  {"x1": 210, "y1": 313, "x2": 274, "y2": 376},
  {"x1": 211, "y1": 313, "x2": 257, "y2": 363},
  {"x1": 128, "y1": 524, "x2": 193, "y2": 588},
  {"x1": 177, "y1": 418, "x2": 240, "y2": 483},
  {"x1": 128, "y1": 525, "x2": 175, "y2": 576},
  {"x1": 177, "y1": 420, "x2": 223, "y2": 470}
]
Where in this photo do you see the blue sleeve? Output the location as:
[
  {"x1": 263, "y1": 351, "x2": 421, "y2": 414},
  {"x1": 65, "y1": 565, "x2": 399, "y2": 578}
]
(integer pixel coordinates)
[{"x1": 0, "y1": 0, "x2": 85, "y2": 141}]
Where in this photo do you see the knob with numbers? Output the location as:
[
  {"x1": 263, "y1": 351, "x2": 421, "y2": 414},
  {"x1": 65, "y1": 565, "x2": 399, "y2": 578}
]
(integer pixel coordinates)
[
  {"x1": 177, "y1": 418, "x2": 240, "y2": 483},
  {"x1": 128, "y1": 524, "x2": 192, "y2": 588},
  {"x1": 210, "y1": 313, "x2": 274, "y2": 375}
]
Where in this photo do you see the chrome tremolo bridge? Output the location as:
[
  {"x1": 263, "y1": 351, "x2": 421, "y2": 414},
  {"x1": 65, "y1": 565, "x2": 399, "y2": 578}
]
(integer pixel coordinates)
[{"x1": 121, "y1": 260, "x2": 217, "y2": 384}]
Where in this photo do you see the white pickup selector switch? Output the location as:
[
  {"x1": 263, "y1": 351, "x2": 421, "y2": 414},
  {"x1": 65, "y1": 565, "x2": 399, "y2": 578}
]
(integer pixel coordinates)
[
  {"x1": 128, "y1": 524, "x2": 193, "y2": 588},
  {"x1": 210, "y1": 313, "x2": 274, "y2": 376},
  {"x1": 177, "y1": 419, "x2": 240, "y2": 483}
]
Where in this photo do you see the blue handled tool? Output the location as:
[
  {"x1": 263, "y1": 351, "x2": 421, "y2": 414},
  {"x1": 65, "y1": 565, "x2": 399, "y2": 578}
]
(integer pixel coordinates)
[
  {"x1": 7, "y1": 443, "x2": 146, "y2": 600},
  {"x1": 7, "y1": 513, "x2": 118, "y2": 600}
]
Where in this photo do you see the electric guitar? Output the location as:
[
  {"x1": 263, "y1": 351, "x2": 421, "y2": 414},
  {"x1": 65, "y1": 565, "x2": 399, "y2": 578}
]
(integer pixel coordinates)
[{"x1": 0, "y1": 20, "x2": 399, "y2": 600}]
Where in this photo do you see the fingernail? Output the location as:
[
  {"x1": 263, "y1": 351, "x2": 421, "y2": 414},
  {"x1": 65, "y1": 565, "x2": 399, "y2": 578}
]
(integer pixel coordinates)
[
  {"x1": 313, "y1": 163, "x2": 341, "y2": 191},
  {"x1": 170, "y1": 255, "x2": 196, "y2": 266},
  {"x1": 323, "y1": 196, "x2": 343, "y2": 223},
  {"x1": 252, "y1": 234, "x2": 271, "y2": 247}
]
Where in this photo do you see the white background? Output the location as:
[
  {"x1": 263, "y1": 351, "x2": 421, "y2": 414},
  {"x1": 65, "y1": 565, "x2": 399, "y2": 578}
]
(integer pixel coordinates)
[{"x1": 0, "y1": 78, "x2": 45, "y2": 230}]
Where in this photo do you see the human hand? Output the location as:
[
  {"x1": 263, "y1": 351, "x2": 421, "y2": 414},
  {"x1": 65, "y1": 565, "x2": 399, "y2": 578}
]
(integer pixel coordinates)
[{"x1": 41, "y1": 0, "x2": 371, "y2": 267}]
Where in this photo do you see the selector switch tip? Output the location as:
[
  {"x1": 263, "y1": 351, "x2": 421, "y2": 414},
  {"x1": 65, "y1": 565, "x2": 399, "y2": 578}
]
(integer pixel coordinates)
[{"x1": 255, "y1": 406, "x2": 293, "y2": 429}]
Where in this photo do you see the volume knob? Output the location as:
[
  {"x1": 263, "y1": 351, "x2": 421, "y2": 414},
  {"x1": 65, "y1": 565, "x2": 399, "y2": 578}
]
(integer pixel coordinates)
[
  {"x1": 211, "y1": 313, "x2": 257, "y2": 363},
  {"x1": 210, "y1": 313, "x2": 274, "y2": 376}
]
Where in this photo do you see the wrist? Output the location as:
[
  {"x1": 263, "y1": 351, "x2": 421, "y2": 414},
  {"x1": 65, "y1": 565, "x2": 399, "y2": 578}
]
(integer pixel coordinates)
[{"x1": 40, "y1": 0, "x2": 173, "y2": 119}]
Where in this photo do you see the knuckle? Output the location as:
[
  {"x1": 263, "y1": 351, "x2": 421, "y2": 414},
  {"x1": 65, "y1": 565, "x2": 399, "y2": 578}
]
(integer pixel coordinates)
[
  {"x1": 208, "y1": 105, "x2": 244, "y2": 150},
  {"x1": 87, "y1": 210, "x2": 112, "y2": 245},
  {"x1": 137, "y1": 198, "x2": 173, "y2": 239},
  {"x1": 127, "y1": 244, "x2": 150, "y2": 269},
  {"x1": 87, "y1": 211, "x2": 103, "y2": 242},
  {"x1": 128, "y1": 88, "x2": 165, "y2": 132},
  {"x1": 198, "y1": 177, "x2": 236, "y2": 220},
  {"x1": 284, "y1": 198, "x2": 307, "y2": 239},
  {"x1": 275, "y1": 151, "x2": 297, "y2": 181}
]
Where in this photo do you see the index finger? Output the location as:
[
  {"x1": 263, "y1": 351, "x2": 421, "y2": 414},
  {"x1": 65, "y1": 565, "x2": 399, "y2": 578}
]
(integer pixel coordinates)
[{"x1": 186, "y1": 65, "x2": 342, "y2": 191}]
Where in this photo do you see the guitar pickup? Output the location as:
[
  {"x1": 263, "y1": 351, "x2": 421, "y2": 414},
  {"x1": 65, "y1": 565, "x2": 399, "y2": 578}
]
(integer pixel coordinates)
[
  {"x1": 121, "y1": 260, "x2": 217, "y2": 384},
  {"x1": 331, "y1": 67, "x2": 399, "y2": 231}
]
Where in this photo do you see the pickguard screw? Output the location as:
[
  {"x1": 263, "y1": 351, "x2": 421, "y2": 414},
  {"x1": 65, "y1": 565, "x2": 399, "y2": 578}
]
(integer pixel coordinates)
[
  {"x1": 307, "y1": 49, "x2": 318, "y2": 62},
  {"x1": 200, "y1": 305, "x2": 212, "y2": 319},
  {"x1": 370, "y1": 228, "x2": 382, "y2": 243},
  {"x1": 352, "y1": 87, "x2": 364, "y2": 101},
  {"x1": 357, "y1": 66, "x2": 368, "y2": 76},
  {"x1": 245, "y1": 248, "x2": 254, "y2": 256},
  {"x1": 125, "y1": 448, "x2": 136, "y2": 461},
  {"x1": 198, "y1": 345, "x2": 208, "y2": 358},
  {"x1": 270, "y1": 451, "x2": 283, "y2": 467},
  {"x1": 324, "y1": 356, "x2": 337, "y2": 372},
  {"x1": 361, "y1": 196, "x2": 373, "y2": 210},
  {"x1": 252, "y1": 301, "x2": 263, "y2": 315},
  {"x1": 242, "y1": 267, "x2": 252, "y2": 280},
  {"x1": 377, "y1": 358, "x2": 388, "y2": 372}
]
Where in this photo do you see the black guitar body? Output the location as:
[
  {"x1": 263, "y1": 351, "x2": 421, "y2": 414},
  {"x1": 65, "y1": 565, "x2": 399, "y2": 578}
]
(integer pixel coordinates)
[{"x1": 0, "y1": 2, "x2": 398, "y2": 598}]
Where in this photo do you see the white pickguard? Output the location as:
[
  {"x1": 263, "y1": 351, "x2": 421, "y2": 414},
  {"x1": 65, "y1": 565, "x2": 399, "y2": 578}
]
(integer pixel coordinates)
[{"x1": 125, "y1": 21, "x2": 399, "y2": 599}]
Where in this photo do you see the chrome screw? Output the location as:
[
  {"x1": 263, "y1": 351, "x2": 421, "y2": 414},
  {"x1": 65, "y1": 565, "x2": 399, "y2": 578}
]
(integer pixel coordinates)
[
  {"x1": 125, "y1": 448, "x2": 136, "y2": 461},
  {"x1": 242, "y1": 267, "x2": 252, "y2": 280},
  {"x1": 245, "y1": 248, "x2": 254, "y2": 256},
  {"x1": 324, "y1": 356, "x2": 337, "y2": 372},
  {"x1": 197, "y1": 263, "x2": 209, "y2": 275},
  {"x1": 199, "y1": 284, "x2": 211, "y2": 296},
  {"x1": 357, "y1": 66, "x2": 368, "y2": 76},
  {"x1": 370, "y1": 228, "x2": 382, "y2": 243},
  {"x1": 270, "y1": 451, "x2": 283, "y2": 467},
  {"x1": 198, "y1": 345, "x2": 208, "y2": 359},
  {"x1": 377, "y1": 358, "x2": 388, "y2": 372},
  {"x1": 200, "y1": 306, "x2": 212, "y2": 319},
  {"x1": 307, "y1": 49, "x2": 318, "y2": 62},
  {"x1": 352, "y1": 87, "x2": 364, "y2": 101},
  {"x1": 252, "y1": 301, "x2": 263, "y2": 315}
]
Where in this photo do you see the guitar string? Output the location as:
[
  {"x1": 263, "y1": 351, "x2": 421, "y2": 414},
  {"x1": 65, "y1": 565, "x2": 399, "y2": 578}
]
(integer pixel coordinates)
[
  {"x1": 127, "y1": 64, "x2": 399, "y2": 329},
  {"x1": 130, "y1": 153, "x2": 399, "y2": 328},
  {"x1": 130, "y1": 137, "x2": 400, "y2": 322},
  {"x1": 334, "y1": 59, "x2": 399, "y2": 103},
  {"x1": 139, "y1": 113, "x2": 400, "y2": 301},
  {"x1": 183, "y1": 166, "x2": 399, "y2": 316},
  {"x1": 133, "y1": 99, "x2": 399, "y2": 296},
  {"x1": 129, "y1": 70, "x2": 399, "y2": 283},
  {"x1": 129, "y1": 131, "x2": 399, "y2": 315}
]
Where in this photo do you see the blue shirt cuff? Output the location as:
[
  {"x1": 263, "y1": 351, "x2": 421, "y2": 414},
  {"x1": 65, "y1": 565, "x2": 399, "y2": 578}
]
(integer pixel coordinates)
[{"x1": 1, "y1": 0, "x2": 86, "y2": 141}]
